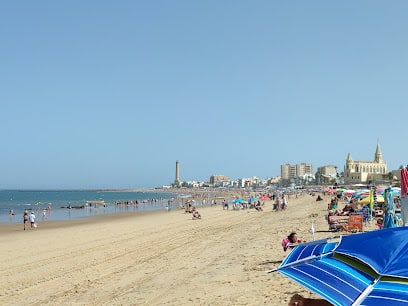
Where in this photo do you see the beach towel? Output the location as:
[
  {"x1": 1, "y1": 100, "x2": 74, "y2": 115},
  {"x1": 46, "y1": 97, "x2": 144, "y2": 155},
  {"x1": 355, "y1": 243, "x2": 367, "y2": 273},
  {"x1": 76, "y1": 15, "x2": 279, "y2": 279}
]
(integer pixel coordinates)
[{"x1": 281, "y1": 237, "x2": 291, "y2": 252}]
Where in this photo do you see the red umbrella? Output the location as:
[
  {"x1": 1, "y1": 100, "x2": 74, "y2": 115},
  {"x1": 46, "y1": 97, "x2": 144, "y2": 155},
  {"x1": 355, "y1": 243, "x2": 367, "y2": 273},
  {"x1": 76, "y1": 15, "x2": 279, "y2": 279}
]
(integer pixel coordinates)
[
  {"x1": 402, "y1": 167, "x2": 408, "y2": 196},
  {"x1": 259, "y1": 195, "x2": 271, "y2": 200},
  {"x1": 400, "y1": 167, "x2": 408, "y2": 226}
]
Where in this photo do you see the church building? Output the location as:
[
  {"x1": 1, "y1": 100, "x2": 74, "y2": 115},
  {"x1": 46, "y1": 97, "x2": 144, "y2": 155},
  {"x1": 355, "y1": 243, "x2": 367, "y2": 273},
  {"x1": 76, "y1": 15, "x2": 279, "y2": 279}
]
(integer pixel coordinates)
[{"x1": 343, "y1": 144, "x2": 388, "y2": 184}]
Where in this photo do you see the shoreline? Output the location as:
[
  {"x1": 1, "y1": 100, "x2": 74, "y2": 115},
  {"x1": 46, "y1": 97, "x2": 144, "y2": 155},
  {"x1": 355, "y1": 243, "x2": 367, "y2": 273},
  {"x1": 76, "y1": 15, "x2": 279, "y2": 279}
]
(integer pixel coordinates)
[
  {"x1": 0, "y1": 209, "x2": 169, "y2": 234},
  {"x1": 0, "y1": 188, "x2": 245, "y2": 225}
]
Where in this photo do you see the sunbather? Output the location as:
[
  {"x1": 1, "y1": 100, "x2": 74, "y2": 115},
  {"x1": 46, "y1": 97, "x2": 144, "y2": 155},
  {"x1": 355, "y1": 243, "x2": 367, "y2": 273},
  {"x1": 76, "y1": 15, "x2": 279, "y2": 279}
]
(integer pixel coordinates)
[
  {"x1": 327, "y1": 210, "x2": 349, "y2": 232},
  {"x1": 191, "y1": 207, "x2": 201, "y2": 220}
]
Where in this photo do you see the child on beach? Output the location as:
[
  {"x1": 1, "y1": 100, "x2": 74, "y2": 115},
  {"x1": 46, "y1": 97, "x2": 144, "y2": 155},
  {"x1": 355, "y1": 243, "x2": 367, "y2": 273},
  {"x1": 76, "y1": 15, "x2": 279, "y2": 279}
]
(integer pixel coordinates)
[
  {"x1": 191, "y1": 207, "x2": 201, "y2": 220},
  {"x1": 282, "y1": 232, "x2": 306, "y2": 252}
]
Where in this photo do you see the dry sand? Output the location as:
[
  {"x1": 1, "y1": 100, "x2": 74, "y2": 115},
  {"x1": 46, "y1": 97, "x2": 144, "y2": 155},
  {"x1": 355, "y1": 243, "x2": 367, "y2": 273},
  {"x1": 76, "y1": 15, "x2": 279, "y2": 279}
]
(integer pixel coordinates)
[{"x1": 0, "y1": 193, "x2": 372, "y2": 306}]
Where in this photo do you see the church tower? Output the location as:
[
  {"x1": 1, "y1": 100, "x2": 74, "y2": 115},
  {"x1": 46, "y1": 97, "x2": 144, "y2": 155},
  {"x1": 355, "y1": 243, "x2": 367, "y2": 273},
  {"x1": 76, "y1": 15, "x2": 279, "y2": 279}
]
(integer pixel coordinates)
[{"x1": 374, "y1": 143, "x2": 383, "y2": 163}]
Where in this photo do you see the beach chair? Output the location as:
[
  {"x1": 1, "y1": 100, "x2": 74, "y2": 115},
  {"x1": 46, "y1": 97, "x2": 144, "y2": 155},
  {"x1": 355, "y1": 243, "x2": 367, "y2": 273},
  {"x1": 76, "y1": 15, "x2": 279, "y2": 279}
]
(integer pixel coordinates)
[
  {"x1": 328, "y1": 214, "x2": 364, "y2": 232},
  {"x1": 347, "y1": 214, "x2": 363, "y2": 232}
]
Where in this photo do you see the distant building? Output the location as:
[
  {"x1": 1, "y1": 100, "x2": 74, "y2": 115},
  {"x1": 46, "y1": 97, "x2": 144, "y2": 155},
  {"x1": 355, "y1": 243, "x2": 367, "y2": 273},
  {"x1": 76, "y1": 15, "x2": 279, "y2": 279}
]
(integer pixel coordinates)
[
  {"x1": 317, "y1": 165, "x2": 338, "y2": 177},
  {"x1": 238, "y1": 178, "x2": 253, "y2": 188},
  {"x1": 281, "y1": 164, "x2": 296, "y2": 180},
  {"x1": 316, "y1": 165, "x2": 338, "y2": 184},
  {"x1": 210, "y1": 175, "x2": 229, "y2": 185},
  {"x1": 343, "y1": 144, "x2": 387, "y2": 184},
  {"x1": 281, "y1": 163, "x2": 314, "y2": 180},
  {"x1": 267, "y1": 176, "x2": 281, "y2": 185}
]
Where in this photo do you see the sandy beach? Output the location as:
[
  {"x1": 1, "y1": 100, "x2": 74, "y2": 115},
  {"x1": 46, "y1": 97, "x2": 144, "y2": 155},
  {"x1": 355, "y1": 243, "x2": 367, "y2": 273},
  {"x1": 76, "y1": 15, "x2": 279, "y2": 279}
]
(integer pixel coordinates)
[{"x1": 0, "y1": 193, "x2": 372, "y2": 306}]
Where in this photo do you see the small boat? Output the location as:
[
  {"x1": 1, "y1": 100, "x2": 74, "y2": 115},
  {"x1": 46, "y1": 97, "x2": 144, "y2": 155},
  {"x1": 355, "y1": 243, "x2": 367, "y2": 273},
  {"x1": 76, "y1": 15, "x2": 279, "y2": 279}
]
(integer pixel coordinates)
[
  {"x1": 61, "y1": 205, "x2": 85, "y2": 209},
  {"x1": 69, "y1": 205, "x2": 85, "y2": 209}
]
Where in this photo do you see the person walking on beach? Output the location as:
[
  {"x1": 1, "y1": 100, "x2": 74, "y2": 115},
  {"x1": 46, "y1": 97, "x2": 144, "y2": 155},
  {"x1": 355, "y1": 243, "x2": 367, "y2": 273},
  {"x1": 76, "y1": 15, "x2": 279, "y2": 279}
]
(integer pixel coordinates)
[
  {"x1": 281, "y1": 194, "x2": 288, "y2": 210},
  {"x1": 274, "y1": 196, "x2": 281, "y2": 211},
  {"x1": 29, "y1": 211, "x2": 36, "y2": 229},
  {"x1": 23, "y1": 210, "x2": 29, "y2": 230},
  {"x1": 222, "y1": 199, "x2": 229, "y2": 210}
]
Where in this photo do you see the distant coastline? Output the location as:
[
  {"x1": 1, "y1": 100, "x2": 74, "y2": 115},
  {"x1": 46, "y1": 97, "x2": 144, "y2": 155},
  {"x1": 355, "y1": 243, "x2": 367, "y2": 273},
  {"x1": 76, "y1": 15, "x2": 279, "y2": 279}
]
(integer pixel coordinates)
[{"x1": 0, "y1": 187, "x2": 242, "y2": 197}]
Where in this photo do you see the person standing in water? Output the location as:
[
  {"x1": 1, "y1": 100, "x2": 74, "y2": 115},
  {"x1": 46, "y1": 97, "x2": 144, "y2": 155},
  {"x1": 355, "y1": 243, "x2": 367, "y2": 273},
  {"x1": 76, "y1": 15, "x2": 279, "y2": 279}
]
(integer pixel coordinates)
[{"x1": 23, "y1": 210, "x2": 29, "y2": 230}]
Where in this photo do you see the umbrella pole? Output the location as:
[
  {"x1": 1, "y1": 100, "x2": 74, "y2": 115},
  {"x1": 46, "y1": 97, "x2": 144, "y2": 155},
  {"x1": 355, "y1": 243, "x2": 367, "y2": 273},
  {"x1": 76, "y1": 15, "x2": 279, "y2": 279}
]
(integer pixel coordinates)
[
  {"x1": 309, "y1": 219, "x2": 315, "y2": 241},
  {"x1": 351, "y1": 278, "x2": 379, "y2": 306}
]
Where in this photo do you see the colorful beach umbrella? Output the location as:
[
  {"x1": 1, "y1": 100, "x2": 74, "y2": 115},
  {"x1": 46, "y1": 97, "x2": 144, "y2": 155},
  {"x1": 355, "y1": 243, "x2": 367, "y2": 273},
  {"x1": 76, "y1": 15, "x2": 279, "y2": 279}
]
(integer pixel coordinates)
[
  {"x1": 269, "y1": 227, "x2": 408, "y2": 306},
  {"x1": 351, "y1": 189, "x2": 370, "y2": 199},
  {"x1": 343, "y1": 189, "x2": 356, "y2": 197},
  {"x1": 380, "y1": 187, "x2": 401, "y2": 197},
  {"x1": 359, "y1": 195, "x2": 384, "y2": 205}
]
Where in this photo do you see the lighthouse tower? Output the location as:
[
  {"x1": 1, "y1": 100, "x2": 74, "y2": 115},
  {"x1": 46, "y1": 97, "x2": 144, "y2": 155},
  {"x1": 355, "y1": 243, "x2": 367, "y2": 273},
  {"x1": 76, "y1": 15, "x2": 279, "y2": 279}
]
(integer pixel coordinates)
[{"x1": 174, "y1": 160, "x2": 181, "y2": 187}]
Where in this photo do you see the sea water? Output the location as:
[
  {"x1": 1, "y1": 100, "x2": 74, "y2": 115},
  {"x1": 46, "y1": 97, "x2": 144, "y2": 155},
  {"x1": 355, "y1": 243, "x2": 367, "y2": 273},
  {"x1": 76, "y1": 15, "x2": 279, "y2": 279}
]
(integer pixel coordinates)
[{"x1": 0, "y1": 190, "x2": 178, "y2": 224}]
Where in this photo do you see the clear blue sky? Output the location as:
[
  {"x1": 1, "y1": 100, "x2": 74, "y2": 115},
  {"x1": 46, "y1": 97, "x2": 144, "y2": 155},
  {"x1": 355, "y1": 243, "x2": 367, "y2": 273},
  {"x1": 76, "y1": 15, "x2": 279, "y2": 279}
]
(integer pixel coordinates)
[{"x1": 1, "y1": 1, "x2": 407, "y2": 189}]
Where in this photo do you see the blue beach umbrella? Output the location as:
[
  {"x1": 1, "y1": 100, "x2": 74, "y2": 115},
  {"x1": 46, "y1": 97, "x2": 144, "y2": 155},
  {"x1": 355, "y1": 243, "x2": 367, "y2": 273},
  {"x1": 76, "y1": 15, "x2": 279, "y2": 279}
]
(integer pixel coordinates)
[
  {"x1": 351, "y1": 189, "x2": 370, "y2": 199},
  {"x1": 392, "y1": 187, "x2": 401, "y2": 197},
  {"x1": 268, "y1": 227, "x2": 408, "y2": 306},
  {"x1": 391, "y1": 187, "x2": 401, "y2": 197},
  {"x1": 380, "y1": 187, "x2": 401, "y2": 198}
]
